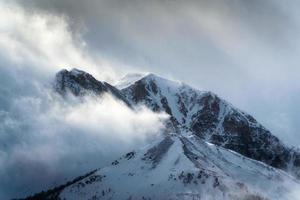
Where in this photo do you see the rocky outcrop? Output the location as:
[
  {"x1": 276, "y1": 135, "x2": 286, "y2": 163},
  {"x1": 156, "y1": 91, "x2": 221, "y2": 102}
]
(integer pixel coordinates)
[{"x1": 54, "y1": 68, "x2": 131, "y2": 106}]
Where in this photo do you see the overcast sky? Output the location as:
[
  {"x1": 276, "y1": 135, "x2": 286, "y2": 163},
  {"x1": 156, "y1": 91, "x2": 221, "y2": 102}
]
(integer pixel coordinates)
[
  {"x1": 11, "y1": 0, "x2": 300, "y2": 146},
  {"x1": 1, "y1": 0, "x2": 300, "y2": 198}
]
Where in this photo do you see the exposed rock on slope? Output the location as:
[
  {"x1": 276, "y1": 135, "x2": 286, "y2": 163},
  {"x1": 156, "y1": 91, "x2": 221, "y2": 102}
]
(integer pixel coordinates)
[
  {"x1": 54, "y1": 68, "x2": 131, "y2": 106},
  {"x1": 120, "y1": 73, "x2": 300, "y2": 177}
]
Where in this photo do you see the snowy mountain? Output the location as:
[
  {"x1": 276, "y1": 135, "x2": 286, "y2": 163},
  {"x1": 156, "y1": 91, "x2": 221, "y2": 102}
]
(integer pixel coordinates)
[
  {"x1": 26, "y1": 134, "x2": 299, "y2": 200},
  {"x1": 23, "y1": 69, "x2": 300, "y2": 199},
  {"x1": 120, "y1": 73, "x2": 300, "y2": 177}
]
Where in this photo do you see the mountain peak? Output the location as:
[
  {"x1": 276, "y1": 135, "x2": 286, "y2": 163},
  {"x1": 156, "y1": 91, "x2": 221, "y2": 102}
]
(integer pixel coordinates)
[
  {"x1": 115, "y1": 72, "x2": 183, "y2": 90},
  {"x1": 69, "y1": 68, "x2": 87, "y2": 76},
  {"x1": 142, "y1": 72, "x2": 161, "y2": 79},
  {"x1": 57, "y1": 68, "x2": 87, "y2": 77},
  {"x1": 54, "y1": 68, "x2": 132, "y2": 106},
  {"x1": 141, "y1": 73, "x2": 182, "y2": 85},
  {"x1": 54, "y1": 68, "x2": 105, "y2": 96},
  {"x1": 115, "y1": 72, "x2": 148, "y2": 89}
]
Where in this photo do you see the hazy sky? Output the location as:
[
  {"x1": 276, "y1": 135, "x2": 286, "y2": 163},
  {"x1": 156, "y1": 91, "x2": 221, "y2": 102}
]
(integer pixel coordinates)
[
  {"x1": 1, "y1": 0, "x2": 300, "y2": 198},
  {"x1": 12, "y1": 0, "x2": 300, "y2": 146}
]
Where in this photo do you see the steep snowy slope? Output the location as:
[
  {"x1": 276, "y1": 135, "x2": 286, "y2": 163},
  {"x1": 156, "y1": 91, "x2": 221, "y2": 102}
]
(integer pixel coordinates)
[
  {"x1": 120, "y1": 73, "x2": 300, "y2": 177},
  {"x1": 27, "y1": 134, "x2": 300, "y2": 200}
]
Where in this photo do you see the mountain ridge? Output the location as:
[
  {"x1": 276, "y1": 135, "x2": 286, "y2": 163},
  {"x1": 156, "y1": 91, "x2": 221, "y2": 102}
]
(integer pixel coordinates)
[
  {"x1": 120, "y1": 71, "x2": 300, "y2": 176},
  {"x1": 22, "y1": 68, "x2": 300, "y2": 199},
  {"x1": 53, "y1": 68, "x2": 300, "y2": 177}
]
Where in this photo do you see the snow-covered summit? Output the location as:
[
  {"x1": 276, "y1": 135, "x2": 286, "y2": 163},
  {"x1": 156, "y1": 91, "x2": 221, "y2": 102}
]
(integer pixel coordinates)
[
  {"x1": 115, "y1": 72, "x2": 149, "y2": 89},
  {"x1": 117, "y1": 72, "x2": 187, "y2": 90}
]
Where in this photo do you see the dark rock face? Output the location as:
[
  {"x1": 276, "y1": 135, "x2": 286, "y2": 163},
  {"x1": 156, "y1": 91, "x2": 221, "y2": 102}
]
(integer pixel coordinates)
[
  {"x1": 190, "y1": 93, "x2": 220, "y2": 136},
  {"x1": 220, "y1": 110, "x2": 290, "y2": 169},
  {"x1": 142, "y1": 136, "x2": 174, "y2": 168},
  {"x1": 127, "y1": 79, "x2": 149, "y2": 103},
  {"x1": 54, "y1": 68, "x2": 131, "y2": 106},
  {"x1": 122, "y1": 77, "x2": 180, "y2": 129},
  {"x1": 54, "y1": 69, "x2": 106, "y2": 96}
]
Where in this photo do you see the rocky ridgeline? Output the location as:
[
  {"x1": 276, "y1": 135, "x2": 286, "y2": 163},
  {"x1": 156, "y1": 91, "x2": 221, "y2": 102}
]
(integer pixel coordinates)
[{"x1": 53, "y1": 69, "x2": 300, "y2": 178}]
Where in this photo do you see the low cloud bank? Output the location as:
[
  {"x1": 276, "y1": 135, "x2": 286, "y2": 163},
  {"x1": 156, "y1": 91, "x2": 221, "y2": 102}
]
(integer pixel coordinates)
[{"x1": 0, "y1": 87, "x2": 168, "y2": 199}]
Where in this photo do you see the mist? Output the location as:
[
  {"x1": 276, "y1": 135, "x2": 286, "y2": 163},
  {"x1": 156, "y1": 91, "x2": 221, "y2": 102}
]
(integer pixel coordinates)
[
  {"x1": 0, "y1": 90, "x2": 167, "y2": 199},
  {"x1": 0, "y1": 1, "x2": 167, "y2": 198}
]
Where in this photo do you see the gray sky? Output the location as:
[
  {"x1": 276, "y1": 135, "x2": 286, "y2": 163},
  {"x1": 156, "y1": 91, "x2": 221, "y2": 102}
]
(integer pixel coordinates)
[
  {"x1": 16, "y1": 0, "x2": 300, "y2": 146},
  {"x1": 1, "y1": 0, "x2": 300, "y2": 198}
]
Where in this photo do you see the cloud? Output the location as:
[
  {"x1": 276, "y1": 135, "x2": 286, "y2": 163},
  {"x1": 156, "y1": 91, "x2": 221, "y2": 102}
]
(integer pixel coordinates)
[
  {"x1": 0, "y1": 90, "x2": 167, "y2": 199},
  {"x1": 0, "y1": 0, "x2": 119, "y2": 83},
  {"x1": 64, "y1": 94, "x2": 166, "y2": 142},
  {"x1": 0, "y1": 1, "x2": 168, "y2": 198}
]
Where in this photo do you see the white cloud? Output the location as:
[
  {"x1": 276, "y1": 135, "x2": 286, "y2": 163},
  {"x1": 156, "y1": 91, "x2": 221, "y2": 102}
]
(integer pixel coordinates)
[
  {"x1": 0, "y1": 0, "x2": 117, "y2": 82},
  {"x1": 64, "y1": 94, "x2": 166, "y2": 142},
  {"x1": 0, "y1": 88, "x2": 168, "y2": 199},
  {"x1": 0, "y1": 1, "x2": 168, "y2": 198}
]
